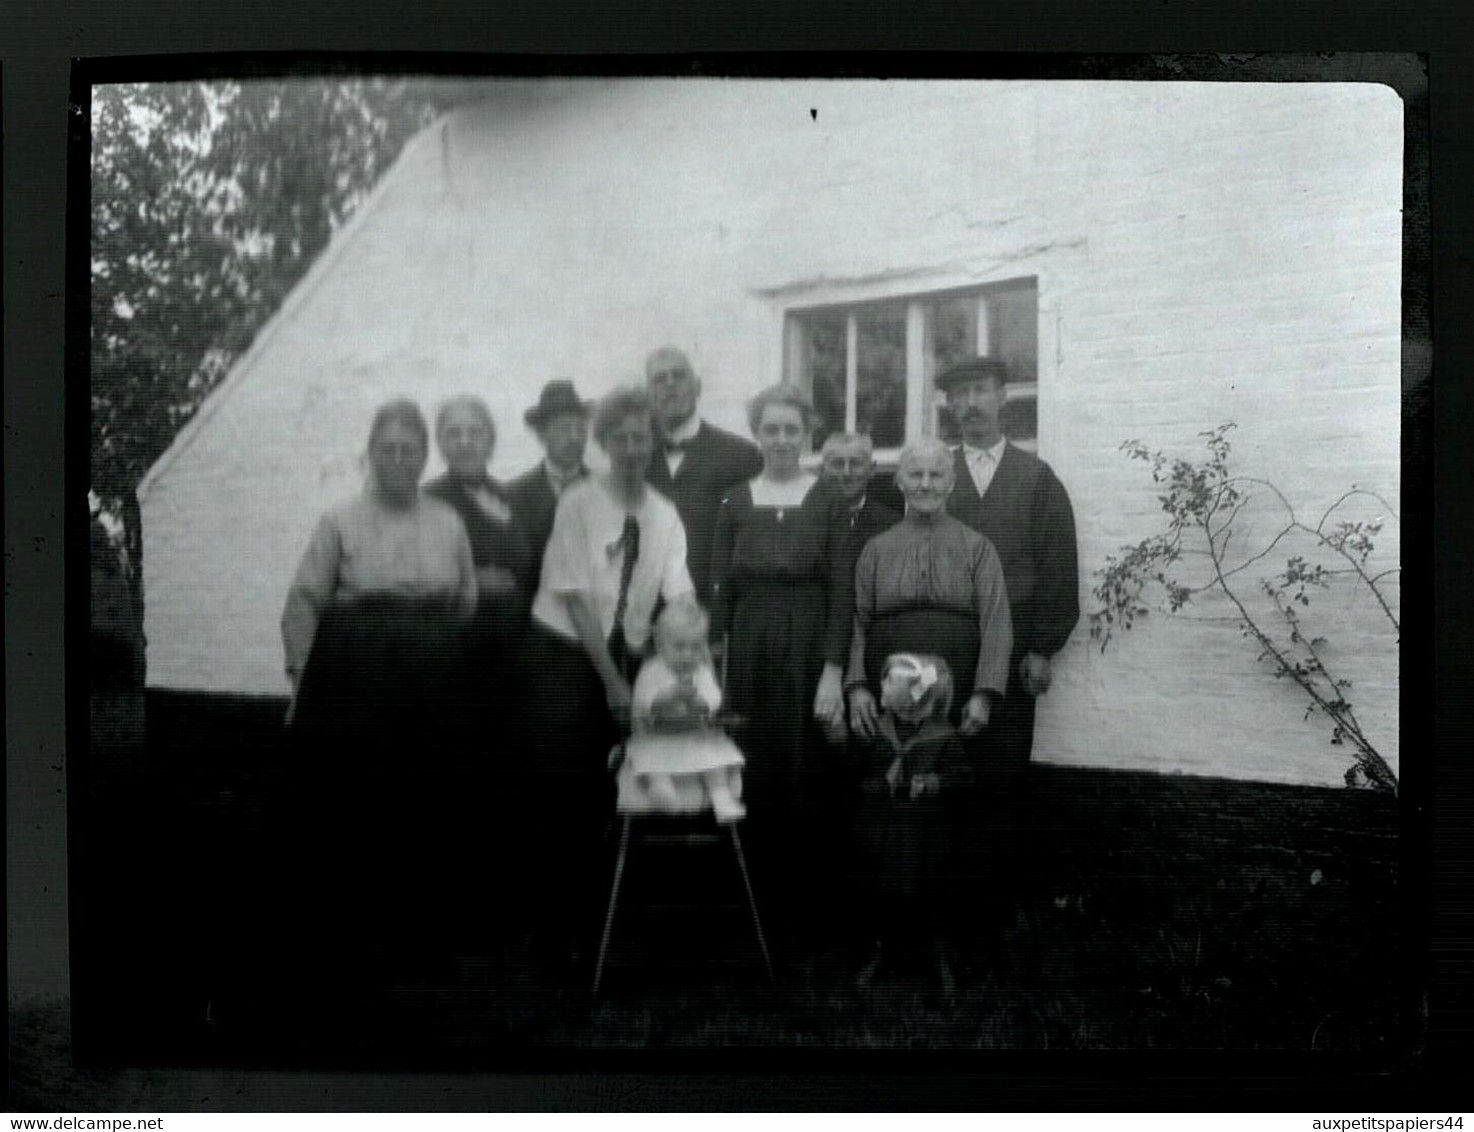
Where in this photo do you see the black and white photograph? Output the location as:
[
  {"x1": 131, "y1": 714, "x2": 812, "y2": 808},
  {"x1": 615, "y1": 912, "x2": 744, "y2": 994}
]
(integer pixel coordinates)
[{"x1": 10, "y1": 48, "x2": 1439, "y2": 1108}]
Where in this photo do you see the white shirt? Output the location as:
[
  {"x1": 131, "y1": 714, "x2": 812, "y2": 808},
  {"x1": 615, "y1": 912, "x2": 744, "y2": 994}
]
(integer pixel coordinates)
[
  {"x1": 543, "y1": 458, "x2": 587, "y2": 498},
  {"x1": 960, "y1": 437, "x2": 1008, "y2": 498},
  {"x1": 662, "y1": 414, "x2": 703, "y2": 478},
  {"x1": 532, "y1": 478, "x2": 694, "y2": 650}
]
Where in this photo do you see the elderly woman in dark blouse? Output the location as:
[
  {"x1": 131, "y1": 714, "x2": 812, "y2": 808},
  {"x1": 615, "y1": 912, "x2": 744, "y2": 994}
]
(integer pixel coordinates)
[
  {"x1": 424, "y1": 396, "x2": 535, "y2": 702},
  {"x1": 846, "y1": 438, "x2": 1013, "y2": 744}
]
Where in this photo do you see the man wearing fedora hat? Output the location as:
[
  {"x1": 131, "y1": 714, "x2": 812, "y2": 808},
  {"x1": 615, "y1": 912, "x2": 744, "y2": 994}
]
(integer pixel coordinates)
[
  {"x1": 508, "y1": 379, "x2": 593, "y2": 589},
  {"x1": 642, "y1": 346, "x2": 763, "y2": 605},
  {"x1": 938, "y1": 356, "x2": 1079, "y2": 774}
]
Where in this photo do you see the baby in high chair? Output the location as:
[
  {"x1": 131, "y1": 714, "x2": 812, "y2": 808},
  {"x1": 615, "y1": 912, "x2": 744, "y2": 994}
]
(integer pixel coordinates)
[{"x1": 620, "y1": 596, "x2": 746, "y2": 821}]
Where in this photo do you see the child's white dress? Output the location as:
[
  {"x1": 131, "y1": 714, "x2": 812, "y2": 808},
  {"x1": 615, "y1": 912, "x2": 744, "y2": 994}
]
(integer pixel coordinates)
[{"x1": 617, "y1": 656, "x2": 745, "y2": 815}]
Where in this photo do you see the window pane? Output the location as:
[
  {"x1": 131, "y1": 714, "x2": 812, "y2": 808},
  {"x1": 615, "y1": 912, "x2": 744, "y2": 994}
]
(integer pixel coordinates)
[
  {"x1": 926, "y1": 280, "x2": 1038, "y2": 446},
  {"x1": 988, "y1": 284, "x2": 1038, "y2": 384},
  {"x1": 803, "y1": 313, "x2": 847, "y2": 449},
  {"x1": 990, "y1": 283, "x2": 1037, "y2": 443},
  {"x1": 929, "y1": 295, "x2": 980, "y2": 376},
  {"x1": 789, "y1": 277, "x2": 1038, "y2": 452},
  {"x1": 937, "y1": 404, "x2": 961, "y2": 446},
  {"x1": 855, "y1": 307, "x2": 907, "y2": 449},
  {"x1": 1000, "y1": 391, "x2": 1037, "y2": 441}
]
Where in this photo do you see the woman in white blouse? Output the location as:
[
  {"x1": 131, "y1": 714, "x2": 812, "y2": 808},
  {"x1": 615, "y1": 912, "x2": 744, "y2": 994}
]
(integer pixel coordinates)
[
  {"x1": 521, "y1": 386, "x2": 694, "y2": 966},
  {"x1": 279, "y1": 397, "x2": 476, "y2": 988}
]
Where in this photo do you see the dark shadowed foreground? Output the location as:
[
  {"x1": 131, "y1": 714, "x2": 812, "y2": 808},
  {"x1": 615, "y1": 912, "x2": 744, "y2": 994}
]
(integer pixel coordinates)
[{"x1": 15, "y1": 686, "x2": 1406, "y2": 1109}]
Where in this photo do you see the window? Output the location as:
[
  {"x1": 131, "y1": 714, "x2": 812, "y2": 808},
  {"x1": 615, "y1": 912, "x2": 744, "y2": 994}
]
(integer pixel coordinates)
[{"x1": 784, "y1": 277, "x2": 1039, "y2": 455}]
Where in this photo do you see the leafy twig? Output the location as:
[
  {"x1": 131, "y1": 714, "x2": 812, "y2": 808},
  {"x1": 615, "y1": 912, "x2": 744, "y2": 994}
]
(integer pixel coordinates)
[{"x1": 1089, "y1": 424, "x2": 1397, "y2": 795}]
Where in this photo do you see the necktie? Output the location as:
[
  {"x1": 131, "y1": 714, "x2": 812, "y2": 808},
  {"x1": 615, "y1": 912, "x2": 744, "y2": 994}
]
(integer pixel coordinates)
[
  {"x1": 664, "y1": 439, "x2": 691, "y2": 454},
  {"x1": 607, "y1": 514, "x2": 641, "y2": 678}
]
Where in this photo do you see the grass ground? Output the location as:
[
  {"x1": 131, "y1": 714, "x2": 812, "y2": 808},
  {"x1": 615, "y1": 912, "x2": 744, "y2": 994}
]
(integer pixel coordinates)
[
  {"x1": 12, "y1": 854, "x2": 1405, "y2": 1109},
  {"x1": 14, "y1": 704, "x2": 1408, "y2": 1109}
]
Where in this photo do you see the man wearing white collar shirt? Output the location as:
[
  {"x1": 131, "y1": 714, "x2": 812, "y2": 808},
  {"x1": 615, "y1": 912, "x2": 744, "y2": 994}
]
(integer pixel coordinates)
[
  {"x1": 940, "y1": 356, "x2": 1079, "y2": 775},
  {"x1": 643, "y1": 345, "x2": 763, "y2": 605},
  {"x1": 960, "y1": 431, "x2": 1009, "y2": 500},
  {"x1": 940, "y1": 356, "x2": 1079, "y2": 957}
]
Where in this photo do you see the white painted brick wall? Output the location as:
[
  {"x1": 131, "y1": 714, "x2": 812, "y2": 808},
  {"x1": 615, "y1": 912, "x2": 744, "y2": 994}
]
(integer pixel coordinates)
[{"x1": 141, "y1": 80, "x2": 1401, "y2": 787}]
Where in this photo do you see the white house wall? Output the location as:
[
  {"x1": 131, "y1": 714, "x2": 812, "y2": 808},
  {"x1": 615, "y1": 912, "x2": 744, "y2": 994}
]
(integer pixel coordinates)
[{"x1": 138, "y1": 79, "x2": 1401, "y2": 788}]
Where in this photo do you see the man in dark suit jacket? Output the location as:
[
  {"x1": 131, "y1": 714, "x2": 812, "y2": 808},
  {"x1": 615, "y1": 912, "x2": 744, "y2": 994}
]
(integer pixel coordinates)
[
  {"x1": 642, "y1": 346, "x2": 763, "y2": 605},
  {"x1": 820, "y1": 431, "x2": 900, "y2": 553},
  {"x1": 939, "y1": 357, "x2": 1079, "y2": 774},
  {"x1": 506, "y1": 379, "x2": 592, "y2": 591}
]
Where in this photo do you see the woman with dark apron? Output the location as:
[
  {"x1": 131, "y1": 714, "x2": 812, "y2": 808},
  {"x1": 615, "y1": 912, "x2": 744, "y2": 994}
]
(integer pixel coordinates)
[
  {"x1": 843, "y1": 439, "x2": 1013, "y2": 973},
  {"x1": 280, "y1": 398, "x2": 477, "y2": 1004},
  {"x1": 845, "y1": 438, "x2": 1013, "y2": 739}
]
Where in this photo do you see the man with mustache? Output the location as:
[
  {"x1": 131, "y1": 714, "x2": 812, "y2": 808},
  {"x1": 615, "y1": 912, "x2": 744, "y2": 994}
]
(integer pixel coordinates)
[
  {"x1": 939, "y1": 357, "x2": 1078, "y2": 959},
  {"x1": 940, "y1": 357, "x2": 1079, "y2": 773}
]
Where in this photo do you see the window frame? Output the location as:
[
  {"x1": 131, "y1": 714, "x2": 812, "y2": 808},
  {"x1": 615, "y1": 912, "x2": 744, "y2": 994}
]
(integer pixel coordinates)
[{"x1": 782, "y1": 276, "x2": 1042, "y2": 465}]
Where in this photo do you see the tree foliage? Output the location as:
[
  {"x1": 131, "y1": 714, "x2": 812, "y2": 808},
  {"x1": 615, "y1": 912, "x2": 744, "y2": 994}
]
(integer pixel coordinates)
[
  {"x1": 1088, "y1": 424, "x2": 1400, "y2": 795},
  {"x1": 90, "y1": 77, "x2": 469, "y2": 572}
]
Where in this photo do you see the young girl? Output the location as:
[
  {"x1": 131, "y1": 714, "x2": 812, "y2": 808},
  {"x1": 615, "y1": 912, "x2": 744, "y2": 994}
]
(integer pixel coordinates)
[
  {"x1": 618, "y1": 597, "x2": 746, "y2": 821},
  {"x1": 853, "y1": 652, "x2": 972, "y2": 992}
]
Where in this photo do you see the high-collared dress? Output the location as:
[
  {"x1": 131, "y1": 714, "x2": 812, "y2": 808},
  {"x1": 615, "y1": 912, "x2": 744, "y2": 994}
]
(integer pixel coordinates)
[{"x1": 845, "y1": 511, "x2": 1013, "y2": 733}]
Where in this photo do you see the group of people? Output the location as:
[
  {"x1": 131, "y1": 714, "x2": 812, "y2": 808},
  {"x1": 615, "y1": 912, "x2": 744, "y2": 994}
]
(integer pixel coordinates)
[{"x1": 280, "y1": 347, "x2": 1078, "y2": 994}]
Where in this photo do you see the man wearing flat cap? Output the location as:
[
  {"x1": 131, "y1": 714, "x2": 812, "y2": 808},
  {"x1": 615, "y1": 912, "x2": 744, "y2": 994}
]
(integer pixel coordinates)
[
  {"x1": 938, "y1": 356, "x2": 1077, "y2": 955},
  {"x1": 507, "y1": 379, "x2": 593, "y2": 590},
  {"x1": 643, "y1": 346, "x2": 763, "y2": 605},
  {"x1": 939, "y1": 356, "x2": 1079, "y2": 774}
]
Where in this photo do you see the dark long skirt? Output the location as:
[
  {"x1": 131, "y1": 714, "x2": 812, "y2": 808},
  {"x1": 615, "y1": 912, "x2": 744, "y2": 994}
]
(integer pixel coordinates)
[
  {"x1": 515, "y1": 623, "x2": 621, "y2": 954},
  {"x1": 284, "y1": 595, "x2": 466, "y2": 987},
  {"x1": 725, "y1": 578, "x2": 832, "y2": 815},
  {"x1": 724, "y1": 578, "x2": 840, "y2": 941}
]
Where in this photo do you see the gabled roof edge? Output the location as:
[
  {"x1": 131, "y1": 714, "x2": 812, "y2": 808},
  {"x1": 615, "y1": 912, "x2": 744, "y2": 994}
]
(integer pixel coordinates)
[{"x1": 135, "y1": 112, "x2": 457, "y2": 502}]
